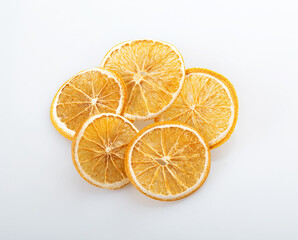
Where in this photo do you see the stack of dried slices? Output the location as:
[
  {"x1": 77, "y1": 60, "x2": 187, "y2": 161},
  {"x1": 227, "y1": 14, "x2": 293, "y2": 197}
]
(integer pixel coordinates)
[{"x1": 50, "y1": 39, "x2": 238, "y2": 201}]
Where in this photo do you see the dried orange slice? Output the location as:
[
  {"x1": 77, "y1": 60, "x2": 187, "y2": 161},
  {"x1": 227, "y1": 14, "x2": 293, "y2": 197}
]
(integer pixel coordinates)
[
  {"x1": 72, "y1": 113, "x2": 138, "y2": 189},
  {"x1": 50, "y1": 68, "x2": 126, "y2": 140},
  {"x1": 156, "y1": 68, "x2": 238, "y2": 149},
  {"x1": 125, "y1": 122, "x2": 210, "y2": 201},
  {"x1": 100, "y1": 39, "x2": 185, "y2": 121}
]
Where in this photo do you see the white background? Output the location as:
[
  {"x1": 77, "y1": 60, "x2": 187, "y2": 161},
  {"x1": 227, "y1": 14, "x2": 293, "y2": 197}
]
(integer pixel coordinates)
[{"x1": 1, "y1": 0, "x2": 298, "y2": 239}]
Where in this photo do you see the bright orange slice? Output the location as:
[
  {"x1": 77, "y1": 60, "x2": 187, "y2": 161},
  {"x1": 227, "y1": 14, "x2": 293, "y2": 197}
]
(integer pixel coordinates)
[
  {"x1": 72, "y1": 113, "x2": 138, "y2": 189},
  {"x1": 125, "y1": 122, "x2": 210, "y2": 201},
  {"x1": 100, "y1": 39, "x2": 185, "y2": 121},
  {"x1": 50, "y1": 68, "x2": 126, "y2": 140},
  {"x1": 156, "y1": 68, "x2": 238, "y2": 149}
]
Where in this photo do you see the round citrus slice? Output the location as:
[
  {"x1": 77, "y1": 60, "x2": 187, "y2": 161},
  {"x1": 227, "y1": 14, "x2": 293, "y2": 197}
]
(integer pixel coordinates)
[
  {"x1": 100, "y1": 39, "x2": 185, "y2": 121},
  {"x1": 125, "y1": 122, "x2": 210, "y2": 201},
  {"x1": 156, "y1": 68, "x2": 238, "y2": 149},
  {"x1": 50, "y1": 68, "x2": 126, "y2": 140},
  {"x1": 72, "y1": 113, "x2": 138, "y2": 189}
]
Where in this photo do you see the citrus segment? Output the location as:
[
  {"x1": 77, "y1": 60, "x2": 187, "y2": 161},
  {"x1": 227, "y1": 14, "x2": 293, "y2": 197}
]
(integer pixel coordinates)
[
  {"x1": 125, "y1": 122, "x2": 210, "y2": 201},
  {"x1": 156, "y1": 68, "x2": 238, "y2": 149},
  {"x1": 100, "y1": 39, "x2": 185, "y2": 120},
  {"x1": 72, "y1": 113, "x2": 138, "y2": 189}
]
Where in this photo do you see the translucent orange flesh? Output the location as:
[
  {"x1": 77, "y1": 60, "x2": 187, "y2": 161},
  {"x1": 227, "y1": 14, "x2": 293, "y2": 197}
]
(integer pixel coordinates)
[
  {"x1": 102, "y1": 40, "x2": 184, "y2": 118},
  {"x1": 56, "y1": 70, "x2": 123, "y2": 133},
  {"x1": 130, "y1": 126, "x2": 207, "y2": 196},
  {"x1": 158, "y1": 72, "x2": 233, "y2": 144},
  {"x1": 76, "y1": 115, "x2": 137, "y2": 185}
]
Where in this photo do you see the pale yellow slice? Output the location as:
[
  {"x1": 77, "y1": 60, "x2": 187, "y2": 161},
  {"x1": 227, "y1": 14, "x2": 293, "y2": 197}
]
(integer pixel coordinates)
[
  {"x1": 72, "y1": 113, "x2": 138, "y2": 189},
  {"x1": 100, "y1": 39, "x2": 185, "y2": 121},
  {"x1": 125, "y1": 122, "x2": 210, "y2": 201},
  {"x1": 50, "y1": 68, "x2": 126, "y2": 140},
  {"x1": 156, "y1": 68, "x2": 238, "y2": 149}
]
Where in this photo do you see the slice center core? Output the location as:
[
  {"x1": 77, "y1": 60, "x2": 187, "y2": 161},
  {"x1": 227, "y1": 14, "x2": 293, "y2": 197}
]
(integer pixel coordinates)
[
  {"x1": 106, "y1": 146, "x2": 111, "y2": 153},
  {"x1": 190, "y1": 105, "x2": 196, "y2": 110},
  {"x1": 156, "y1": 156, "x2": 170, "y2": 166},
  {"x1": 134, "y1": 73, "x2": 144, "y2": 84}
]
